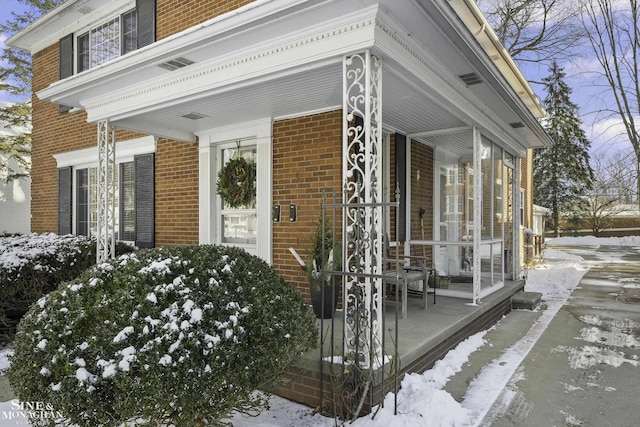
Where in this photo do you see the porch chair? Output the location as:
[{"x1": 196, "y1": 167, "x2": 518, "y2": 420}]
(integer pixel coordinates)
[{"x1": 382, "y1": 233, "x2": 435, "y2": 319}]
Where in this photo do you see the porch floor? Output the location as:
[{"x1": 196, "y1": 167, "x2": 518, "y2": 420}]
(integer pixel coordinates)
[{"x1": 274, "y1": 279, "x2": 525, "y2": 411}]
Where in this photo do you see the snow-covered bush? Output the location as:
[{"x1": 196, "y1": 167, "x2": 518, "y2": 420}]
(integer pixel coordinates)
[
  {"x1": 0, "y1": 233, "x2": 124, "y2": 344},
  {"x1": 7, "y1": 245, "x2": 318, "y2": 427}
]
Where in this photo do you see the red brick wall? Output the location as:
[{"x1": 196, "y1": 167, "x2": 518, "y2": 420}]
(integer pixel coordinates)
[
  {"x1": 30, "y1": 44, "x2": 198, "y2": 246},
  {"x1": 271, "y1": 110, "x2": 343, "y2": 299},
  {"x1": 154, "y1": 139, "x2": 199, "y2": 246},
  {"x1": 410, "y1": 141, "x2": 434, "y2": 256},
  {"x1": 156, "y1": 0, "x2": 254, "y2": 40},
  {"x1": 31, "y1": 45, "x2": 142, "y2": 234}
]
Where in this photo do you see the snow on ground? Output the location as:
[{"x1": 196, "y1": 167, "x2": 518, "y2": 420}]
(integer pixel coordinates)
[
  {"x1": 2, "y1": 236, "x2": 640, "y2": 427},
  {"x1": 547, "y1": 235, "x2": 640, "y2": 247}
]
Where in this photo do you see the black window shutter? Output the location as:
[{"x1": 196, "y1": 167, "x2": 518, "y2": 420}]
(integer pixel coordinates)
[
  {"x1": 58, "y1": 167, "x2": 73, "y2": 235},
  {"x1": 137, "y1": 0, "x2": 156, "y2": 49},
  {"x1": 134, "y1": 153, "x2": 155, "y2": 248},
  {"x1": 395, "y1": 133, "x2": 407, "y2": 242},
  {"x1": 58, "y1": 34, "x2": 74, "y2": 113}
]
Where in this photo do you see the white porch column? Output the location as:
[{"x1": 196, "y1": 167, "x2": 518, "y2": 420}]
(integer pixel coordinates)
[
  {"x1": 472, "y1": 126, "x2": 482, "y2": 305},
  {"x1": 97, "y1": 120, "x2": 116, "y2": 263},
  {"x1": 513, "y1": 158, "x2": 521, "y2": 279},
  {"x1": 342, "y1": 50, "x2": 383, "y2": 367}
]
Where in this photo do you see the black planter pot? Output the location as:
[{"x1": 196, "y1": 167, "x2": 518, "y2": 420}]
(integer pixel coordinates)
[{"x1": 310, "y1": 283, "x2": 339, "y2": 319}]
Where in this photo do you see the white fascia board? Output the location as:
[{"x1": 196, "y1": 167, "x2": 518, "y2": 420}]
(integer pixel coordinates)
[
  {"x1": 53, "y1": 135, "x2": 156, "y2": 168},
  {"x1": 80, "y1": 7, "x2": 379, "y2": 123},
  {"x1": 375, "y1": 14, "x2": 528, "y2": 156},
  {"x1": 7, "y1": 0, "x2": 134, "y2": 53},
  {"x1": 114, "y1": 117, "x2": 197, "y2": 143}
]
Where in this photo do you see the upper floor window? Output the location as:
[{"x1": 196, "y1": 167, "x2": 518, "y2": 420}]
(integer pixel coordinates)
[
  {"x1": 77, "y1": 9, "x2": 137, "y2": 73},
  {"x1": 59, "y1": 0, "x2": 156, "y2": 85}
]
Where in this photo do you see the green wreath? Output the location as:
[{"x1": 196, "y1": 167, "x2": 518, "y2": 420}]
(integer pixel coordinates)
[{"x1": 216, "y1": 157, "x2": 256, "y2": 208}]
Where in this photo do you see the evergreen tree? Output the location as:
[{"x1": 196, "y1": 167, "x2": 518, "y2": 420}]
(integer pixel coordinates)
[
  {"x1": 534, "y1": 61, "x2": 594, "y2": 236},
  {"x1": 0, "y1": 0, "x2": 64, "y2": 183}
]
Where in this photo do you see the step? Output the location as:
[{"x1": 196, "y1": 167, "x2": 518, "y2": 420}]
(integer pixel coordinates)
[{"x1": 511, "y1": 291, "x2": 542, "y2": 310}]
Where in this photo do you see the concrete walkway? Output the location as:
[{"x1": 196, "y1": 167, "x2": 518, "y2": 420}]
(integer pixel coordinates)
[{"x1": 444, "y1": 244, "x2": 640, "y2": 426}]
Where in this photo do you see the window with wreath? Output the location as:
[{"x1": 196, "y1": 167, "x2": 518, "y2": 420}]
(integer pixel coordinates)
[{"x1": 217, "y1": 145, "x2": 257, "y2": 245}]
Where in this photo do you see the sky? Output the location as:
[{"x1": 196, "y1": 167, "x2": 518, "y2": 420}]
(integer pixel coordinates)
[{"x1": 2, "y1": 234, "x2": 639, "y2": 426}]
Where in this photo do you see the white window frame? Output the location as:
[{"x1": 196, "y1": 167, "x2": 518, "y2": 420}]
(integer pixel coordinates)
[
  {"x1": 197, "y1": 119, "x2": 273, "y2": 262},
  {"x1": 75, "y1": 4, "x2": 137, "y2": 73}
]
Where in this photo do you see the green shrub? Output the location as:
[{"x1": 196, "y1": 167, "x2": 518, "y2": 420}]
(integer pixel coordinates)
[
  {"x1": 0, "y1": 233, "x2": 134, "y2": 344},
  {"x1": 1, "y1": 234, "x2": 90, "y2": 344},
  {"x1": 8, "y1": 245, "x2": 318, "y2": 427}
]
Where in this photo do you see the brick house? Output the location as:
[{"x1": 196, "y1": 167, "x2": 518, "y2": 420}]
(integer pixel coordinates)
[{"x1": 9, "y1": 0, "x2": 550, "y2": 412}]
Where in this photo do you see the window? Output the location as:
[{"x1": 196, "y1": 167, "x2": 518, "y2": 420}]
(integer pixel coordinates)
[
  {"x1": 77, "y1": 11, "x2": 136, "y2": 73},
  {"x1": 219, "y1": 145, "x2": 257, "y2": 246},
  {"x1": 60, "y1": 0, "x2": 155, "y2": 78},
  {"x1": 445, "y1": 195, "x2": 463, "y2": 214},
  {"x1": 54, "y1": 137, "x2": 156, "y2": 248},
  {"x1": 76, "y1": 166, "x2": 120, "y2": 239}
]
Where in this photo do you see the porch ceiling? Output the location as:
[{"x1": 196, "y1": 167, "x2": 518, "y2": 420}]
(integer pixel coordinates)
[
  {"x1": 29, "y1": 0, "x2": 549, "y2": 154},
  {"x1": 107, "y1": 61, "x2": 468, "y2": 143}
]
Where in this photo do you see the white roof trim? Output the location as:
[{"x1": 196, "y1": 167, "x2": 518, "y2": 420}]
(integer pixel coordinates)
[{"x1": 53, "y1": 135, "x2": 157, "y2": 168}]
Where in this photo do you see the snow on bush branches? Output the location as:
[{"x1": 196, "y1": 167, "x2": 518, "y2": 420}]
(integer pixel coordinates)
[
  {"x1": 7, "y1": 245, "x2": 318, "y2": 427},
  {"x1": 0, "y1": 233, "x2": 97, "y2": 344}
]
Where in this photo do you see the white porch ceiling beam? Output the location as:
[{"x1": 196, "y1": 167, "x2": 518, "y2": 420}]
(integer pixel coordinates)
[
  {"x1": 408, "y1": 126, "x2": 473, "y2": 138},
  {"x1": 114, "y1": 117, "x2": 196, "y2": 143}
]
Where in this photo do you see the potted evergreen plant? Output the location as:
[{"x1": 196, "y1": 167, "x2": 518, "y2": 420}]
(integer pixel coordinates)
[{"x1": 306, "y1": 220, "x2": 340, "y2": 319}]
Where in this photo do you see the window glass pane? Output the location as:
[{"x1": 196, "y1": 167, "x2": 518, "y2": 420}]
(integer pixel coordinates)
[
  {"x1": 122, "y1": 10, "x2": 138, "y2": 54},
  {"x1": 220, "y1": 145, "x2": 257, "y2": 246},
  {"x1": 91, "y1": 17, "x2": 120, "y2": 68},
  {"x1": 494, "y1": 146, "x2": 503, "y2": 239},
  {"x1": 89, "y1": 168, "x2": 98, "y2": 237},
  {"x1": 220, "y1": 147, "x2": 256, "y2": 210},
  {"x1": 87, "y1": 167, "x2": 119, "y2": 239},
  {"x1": 481, "y1": 141, "x2": 492, "y2": 240},
  {"x1": 76, "y1": 169, "x2": 89, "y2": 236},
  {"x1": 77, "y1": 33, "x2": 90, "y2": 73},
  {"x1": 222, "y1": 214, "x2": 256, "y2": 244},
  {"x1": 121, "y1": 162, "x2": 135, "y2": 241}
]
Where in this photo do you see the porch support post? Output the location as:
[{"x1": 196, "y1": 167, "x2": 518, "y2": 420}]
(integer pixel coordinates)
[
  {"x1": 97, "y1": 120, "x2": 116, "y2": 263},
  {"x1": 472, "y1": 126, "x2": 482, "y2": 304},
  {"x1": 342, "y1": 50, "x2": 383, "y2": 367},
  {"x1": 513, "y1": 158, "x2": 521, "y2": 279}
]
